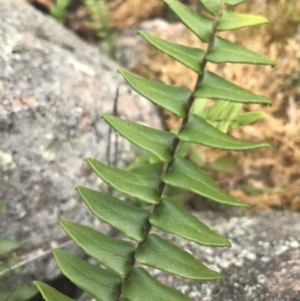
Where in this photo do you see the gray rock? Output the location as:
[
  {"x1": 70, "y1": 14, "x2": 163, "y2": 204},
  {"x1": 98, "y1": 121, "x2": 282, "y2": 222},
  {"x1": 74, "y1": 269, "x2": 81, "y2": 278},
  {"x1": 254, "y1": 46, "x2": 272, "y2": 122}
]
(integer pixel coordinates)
[
  {"x1": 0, "y1": 0, "x2": 161, "y2": 284},
  {"x1": 155, "y1": 209, "x2": 300, "y2": 301}
]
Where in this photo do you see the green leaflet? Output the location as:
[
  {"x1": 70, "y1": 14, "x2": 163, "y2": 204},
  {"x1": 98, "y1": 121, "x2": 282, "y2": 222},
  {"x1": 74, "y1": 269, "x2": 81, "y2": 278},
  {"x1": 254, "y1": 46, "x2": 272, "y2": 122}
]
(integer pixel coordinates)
[
  {"x1": 149, "y1": 199, "x2": 230, "y2": 247},
  {"x1": 194, "y1": 72, "x2": 272, "y2": 104},
  {"x1": 175, "y1": 140, "x2": 192, "y2": 158},
  {"x1": 103, "y1": 114, "x2": 175, "y2": 162},
  {"x1": 215, "y1": 120, "x2": 230, "y2": 133},
  {"x1": 126, "y1": 153, "x2": 162, "y2": 176},
  {"x1": 227, "y1": 0, "x2": 246, "y2": 5},
  {"x1": 199, "y1": 100, "x2": 242, "y2": 133},
  {"x1": 85, "y1": 158, "x2": 160, "y2": 204},
  {"x1": 218, "y1": 11, "x2": 268, "y2": 31},
  {"x1": 191, "y1": 98, "x2": 208, "y2": 115},
  {"x1": 0, "y1": 238, "x2": 22, "y2": 255},
  {"x1": 209, "y1": 154, "x2": 238, "y2": 173},
  {"x1": 35, "y1": 282, "x2": 76, "y2": 301},
  {"x1": 128, "y1": 162, "x2": 162, "y2": 177},
  {"x1": 230, "y1": 111, "x2": 267, "y2": 129},
  {"x1": 138, "y1": 31, "x2": 204, "y2": 74},
  {"x1": 162, "y1": 158, "x2": 249, "y2": 208},
  {"x1": 135, "y1": 234, "x2": 221, "y2": 280},
  {"x1": 76, "y1": 187, "x2": 149, "y2": 241},
  {"x1": 200, "y1": 0, "x2": 222, "y2": 15},
  {"x1": 162, "y1": 185, "x2": 193, "y2": 204},
  {"x1": 188, "y1": 144, "x2": 206, "y2": 167},
  {"x1": 119, "y1": 70, "x2": 191, "y2": 118},
  {"x1": 204, "y1": 100, "x2": 230, "y2": 119},
  {"x1": 163, "y1": 0, "x2": 213, "y2": 42},
  {"x1": 200, "y1": 100, "x2": 242, "y2": 121},
  {"x1": 122, "y1": 268, "x2": 191, "y2": 301},
  {"x1": 53, "y1": 250, "x2": 121, "y2": 301},
  {"x1": 207, "y1": 37, "x2": 275, "y2": 66},
  {"x1": 127, "y1": 152, "x2": 161, "y2": 166},
  {"x1": 60, "y1": 221, "x2": 135, "y2": 275},
  {"x1": 178, "y1": 114, "x2": 270, "y2": 151},
  {"x1": 199, "y1": 0, "x2": 246, "y2": 15}
]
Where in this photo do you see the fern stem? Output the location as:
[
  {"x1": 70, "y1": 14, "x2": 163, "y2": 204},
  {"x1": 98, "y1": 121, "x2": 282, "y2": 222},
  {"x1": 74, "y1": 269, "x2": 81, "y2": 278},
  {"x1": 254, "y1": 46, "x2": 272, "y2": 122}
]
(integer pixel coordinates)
[
  {"x1": 119, "y1": 3, "x2": 226, "y2": 298},
  {"x1": 160, "y1": 1, "x2": 226, "y2": 191}
]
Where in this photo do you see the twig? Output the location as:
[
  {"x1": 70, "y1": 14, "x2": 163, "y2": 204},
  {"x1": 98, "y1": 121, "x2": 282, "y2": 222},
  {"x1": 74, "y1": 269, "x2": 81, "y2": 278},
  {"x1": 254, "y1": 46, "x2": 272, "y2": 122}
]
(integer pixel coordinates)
[
  {"x1": 112, "y1": 87, "x2": 119, "y2": 168},
  {"x1": 0, "y1": 240, "x2": 73, "y2": 278},
  {"x1": 106, "y1": 87, "x2": 120, "y2": 198},
  {"x1": 107, "y1": 87, "x2": 120, "y2": 167}
]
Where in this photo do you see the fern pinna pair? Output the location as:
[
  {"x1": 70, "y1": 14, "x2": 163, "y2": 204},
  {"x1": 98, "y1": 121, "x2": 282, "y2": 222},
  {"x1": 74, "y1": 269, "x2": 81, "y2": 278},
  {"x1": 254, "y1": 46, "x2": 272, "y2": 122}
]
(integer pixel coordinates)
[{"x1": 35, "y1": 0, "x2": 274, "y2": 300}]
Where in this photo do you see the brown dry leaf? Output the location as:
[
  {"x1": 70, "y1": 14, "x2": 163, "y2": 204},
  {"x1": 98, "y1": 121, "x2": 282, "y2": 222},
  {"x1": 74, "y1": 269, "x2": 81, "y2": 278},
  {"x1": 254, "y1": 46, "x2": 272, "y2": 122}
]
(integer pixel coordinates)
[
  {"x1": 63, "y1": 0, "x2": 164, "y2": 42},
  {"x1": 109, "y1": 0, "x2": 164, "y2": 29}
]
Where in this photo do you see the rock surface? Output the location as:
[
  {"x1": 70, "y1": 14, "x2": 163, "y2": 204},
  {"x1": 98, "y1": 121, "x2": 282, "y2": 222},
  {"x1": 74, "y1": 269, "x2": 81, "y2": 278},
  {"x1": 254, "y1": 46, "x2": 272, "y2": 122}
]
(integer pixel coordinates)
[
  {"x1": 77, "y1": 209, "x2": 300, "y2": 301},
  {"x1": 0, "y1": 0, "x2": 161, "y2": 283},
  {"x1": 157, "y1": 209, "x2": 300, "y2": 301}
]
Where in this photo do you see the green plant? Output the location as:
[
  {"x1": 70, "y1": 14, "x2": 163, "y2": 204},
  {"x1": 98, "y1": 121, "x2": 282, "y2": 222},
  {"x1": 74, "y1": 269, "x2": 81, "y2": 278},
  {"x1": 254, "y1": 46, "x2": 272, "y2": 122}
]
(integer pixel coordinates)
[
  {"x1": 85, "y1": 0, "x2": 117, "y2": 57},
  {"x1": 0, "y1": 205, "x2": 38, "y2": 301},
  {"x1": 84, "y1": 0, "x2": 112, "y2": 39},
  {"x1": 49, "y1": 0, "x2": 71, "y2": 23},
  {"x1": 50, "y1": 0, "x2": 114, "y2": 56},
  {"x1": 128, "y1": 98, "x2": 267, "y2": 204},
  {"x1": 35, "y1": 0, "x2": 274, "y2": 300}
]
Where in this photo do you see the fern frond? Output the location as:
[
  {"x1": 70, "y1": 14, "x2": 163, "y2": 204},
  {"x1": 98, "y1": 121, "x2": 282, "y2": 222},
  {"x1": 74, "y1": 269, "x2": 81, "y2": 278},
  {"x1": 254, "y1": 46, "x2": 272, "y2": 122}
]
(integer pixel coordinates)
[{"x1": 36, "y1": 1, "x2": 274, "y2": 300}]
